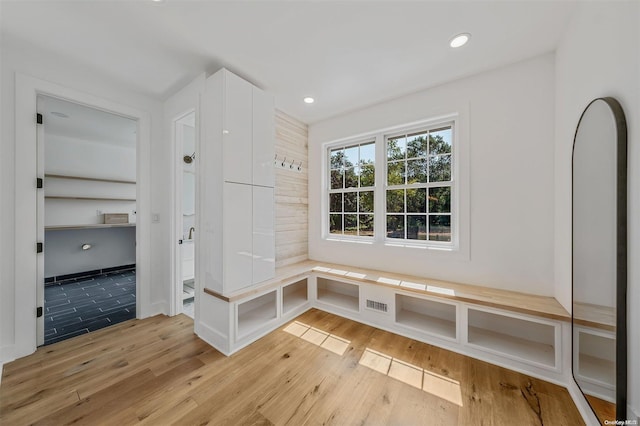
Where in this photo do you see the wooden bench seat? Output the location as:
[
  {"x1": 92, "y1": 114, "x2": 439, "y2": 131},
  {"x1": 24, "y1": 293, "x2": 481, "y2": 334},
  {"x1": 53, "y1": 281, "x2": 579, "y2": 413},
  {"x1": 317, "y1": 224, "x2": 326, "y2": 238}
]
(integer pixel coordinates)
[{"x1": 204, "y1": 259, "x2": 570, "y2": 322}]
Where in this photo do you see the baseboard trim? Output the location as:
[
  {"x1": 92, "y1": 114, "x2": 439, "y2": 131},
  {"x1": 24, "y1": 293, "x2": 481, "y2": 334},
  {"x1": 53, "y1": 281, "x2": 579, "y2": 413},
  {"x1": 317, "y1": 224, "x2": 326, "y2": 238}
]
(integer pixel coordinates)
[
  {"x1": 196, "y1": 321, "x2": 230, "y2": 356},
  {"x1": 629, "y1": 404, "x2": 640, "y2": 423},
  {"x1": 149, "y1": 301, "x2": 168, "y2": 317},
  {"x1": 45, "y1": 264, "x2": 136, "y2": 285},
  {"x1": 565, "y1": 379, "x2": 601, "y2": 426}
]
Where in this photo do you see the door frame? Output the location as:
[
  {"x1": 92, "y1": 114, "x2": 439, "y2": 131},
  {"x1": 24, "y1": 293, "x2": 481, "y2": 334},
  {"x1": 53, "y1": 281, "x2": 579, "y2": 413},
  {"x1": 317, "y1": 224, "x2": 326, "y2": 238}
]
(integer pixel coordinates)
[
  {"x1": 171, "y1": 109, "x2": 196, "y2": 316},
  {"x1": 15, "y1": 73, "x2": 152, "y2": 358},
  {"x1": 165, "y1": 73, "x2": 205, "y2": 318}
]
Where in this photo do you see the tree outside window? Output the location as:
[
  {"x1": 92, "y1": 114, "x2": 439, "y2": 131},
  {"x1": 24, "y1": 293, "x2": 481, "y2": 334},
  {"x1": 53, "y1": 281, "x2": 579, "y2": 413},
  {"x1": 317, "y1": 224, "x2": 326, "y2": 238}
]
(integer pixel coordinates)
[{"x1": 328, "y1": 141, "x2": 375, "y2": 237}]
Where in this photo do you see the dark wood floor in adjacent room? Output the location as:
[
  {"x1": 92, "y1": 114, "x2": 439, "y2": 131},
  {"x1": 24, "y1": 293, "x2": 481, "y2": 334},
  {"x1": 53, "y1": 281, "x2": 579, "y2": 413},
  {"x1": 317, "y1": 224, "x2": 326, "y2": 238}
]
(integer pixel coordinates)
[{"x1": 0, "y1": 309, "x2": 583, "y2": 425}]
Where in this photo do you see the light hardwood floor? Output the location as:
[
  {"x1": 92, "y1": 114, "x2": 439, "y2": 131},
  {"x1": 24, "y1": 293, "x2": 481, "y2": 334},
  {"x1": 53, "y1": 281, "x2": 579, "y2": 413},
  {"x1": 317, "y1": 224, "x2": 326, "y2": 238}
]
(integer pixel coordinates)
[{"x1": 0, "y1": 309, "x2": 583, "y2": 425}]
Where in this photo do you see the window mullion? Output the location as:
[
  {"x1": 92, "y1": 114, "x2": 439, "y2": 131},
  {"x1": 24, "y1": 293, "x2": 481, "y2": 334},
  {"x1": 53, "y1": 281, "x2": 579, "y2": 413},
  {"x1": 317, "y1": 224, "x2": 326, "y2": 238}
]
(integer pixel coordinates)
[{"x1": 374, "y1": 134, "x2": 385, "y2": 242}]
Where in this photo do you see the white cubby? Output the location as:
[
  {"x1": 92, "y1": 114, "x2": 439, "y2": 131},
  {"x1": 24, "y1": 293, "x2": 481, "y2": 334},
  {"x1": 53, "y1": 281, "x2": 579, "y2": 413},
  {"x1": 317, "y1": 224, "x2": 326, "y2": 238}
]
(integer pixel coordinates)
[
  {"x1": 201, "y1": 262, "x2": 567, "y2": 385},
  {"x1": 395, "y1": 294, "x2": 456, "y2": 340},
  {"x1": 575, "y1": 330, "x2": 615, "y2": 388},
  {"x1": 467, "y1": 308, "x2": 556, "y2": 368},
  {"x1": 237, "y1": 290, "x2": 277, "y2": 338},
  {"x1": 317, "y1": 277, "x2": 359, "y2": 312},
  {"x1": 283, "y1": 278, "x2": 309, "y2": 314}
]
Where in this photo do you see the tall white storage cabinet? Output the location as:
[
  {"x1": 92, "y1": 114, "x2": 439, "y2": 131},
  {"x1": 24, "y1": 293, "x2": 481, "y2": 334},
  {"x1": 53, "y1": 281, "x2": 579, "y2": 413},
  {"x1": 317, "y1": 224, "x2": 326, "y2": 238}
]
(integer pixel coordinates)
[{"x1": 200, "y1": 68, "x2": 275, "y2": 296}]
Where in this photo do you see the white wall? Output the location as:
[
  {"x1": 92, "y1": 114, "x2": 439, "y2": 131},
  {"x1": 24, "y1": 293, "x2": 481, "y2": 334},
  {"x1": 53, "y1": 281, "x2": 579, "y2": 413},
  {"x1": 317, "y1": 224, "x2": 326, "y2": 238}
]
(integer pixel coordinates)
[
  {"x1": 309, "y1": 54, "x2": 556, "y2": 296},
  {"x1": 45, "y1": 134, "x2": 137, "y2": 227},
  {"x1": 554, "y1": 1, "x2": 640, "y2": 418},
  {"x1": 0, "y1": 35, "x2": 168, "y2": 362},
  {"x1": 43, "y1": 134, "x2": 137, "y2": 278},
  {"x1": 44, "y1": 227, "x2": 136, "y2": 277},
  {"x1": 45, "y1": 134, "x2": 136, "y2": 181}
]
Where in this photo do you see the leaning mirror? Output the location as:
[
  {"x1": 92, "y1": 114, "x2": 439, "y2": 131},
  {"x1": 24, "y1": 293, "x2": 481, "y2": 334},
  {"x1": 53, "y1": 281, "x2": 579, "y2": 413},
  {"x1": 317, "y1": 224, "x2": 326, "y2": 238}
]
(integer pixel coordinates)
[{"x1": 572, "y1": 97, "x2": 627, "y2": 423}]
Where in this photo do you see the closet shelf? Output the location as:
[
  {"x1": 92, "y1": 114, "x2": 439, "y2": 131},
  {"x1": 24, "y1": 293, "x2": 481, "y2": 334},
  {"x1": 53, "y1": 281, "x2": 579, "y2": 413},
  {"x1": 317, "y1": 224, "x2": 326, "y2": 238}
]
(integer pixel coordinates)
[
  {"x1": 45, "y1": 223, "x2": 136, "y2": 231},
  {"x1": 45, "y1": 174, "x2": 136, "y2": 184}
]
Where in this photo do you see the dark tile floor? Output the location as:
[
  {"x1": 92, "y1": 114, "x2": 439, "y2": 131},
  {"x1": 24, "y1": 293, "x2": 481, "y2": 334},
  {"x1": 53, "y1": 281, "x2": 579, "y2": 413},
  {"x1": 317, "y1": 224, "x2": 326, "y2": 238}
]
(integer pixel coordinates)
[{"x1": 44, "y1": 269, "x2": 136, "y2": 345}]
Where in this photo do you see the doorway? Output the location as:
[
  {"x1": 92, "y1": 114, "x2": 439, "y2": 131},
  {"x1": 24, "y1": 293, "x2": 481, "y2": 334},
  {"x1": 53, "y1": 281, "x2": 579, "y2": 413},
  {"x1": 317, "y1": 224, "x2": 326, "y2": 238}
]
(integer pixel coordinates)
[
  {"x1": 37, "y1": 95, "x2": 138, "y2": 345},
  {"x1": 174, "y1": 110, "x2": 197, "y2": 318}
]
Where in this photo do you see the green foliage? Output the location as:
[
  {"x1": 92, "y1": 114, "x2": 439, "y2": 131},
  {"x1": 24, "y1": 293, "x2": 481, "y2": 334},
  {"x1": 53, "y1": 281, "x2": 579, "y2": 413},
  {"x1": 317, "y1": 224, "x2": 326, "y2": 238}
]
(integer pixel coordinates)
[
  {"x1": 428, "y1": 155, "x2": 451, "y2": 182},
  {"x1": 359, "y1": 214, "x2": 374, "y2": 236},
  {"x1": 386, "y1": 215, "x2": 405, "y2": 238},
  {"x1": 387, "y1": 161, "x2": 405, "y2": 185},
  {"x1": 360, "y1": 163, "x2": 375, "y2": 187},
  {"x1": 406, "y1": 188, "x2": 426, "y2": 213},
  {"x1": 344, "y1": 215, "x2": 358, "y2": 236},
  {"x1": 428, "y1": 215, "x2": 451, "y2": 242},
  {"x1": 386, "y1": 189, "x2": 404, "y2": 213},
  {"x1": 329, "y1": 214, "x2": 342, "y2": 234},
  {"x1": 429, "y1": 187, "x2": 451, "y2": 213},
  {"x1": 386, "y1": 132, "x2": 451, "y2": 184},
  {"x1": 329, "y1": 193, "x2": 342, "y2": 212},
  {"x1": 387, "y1": 137, "x2": 405, "y2": 161},
  {"x1": 359, "y1": 191, "x2": 374, "y2": 213},
  {"x1": 407, "y1": 216, "x2": 427, "y2": 240},
  {"x1": 407, "y1": 133, "x2": 427, "y2": 158},
  {"x1": 344, "y1": 192, "x2": 357, "y2": 212}
]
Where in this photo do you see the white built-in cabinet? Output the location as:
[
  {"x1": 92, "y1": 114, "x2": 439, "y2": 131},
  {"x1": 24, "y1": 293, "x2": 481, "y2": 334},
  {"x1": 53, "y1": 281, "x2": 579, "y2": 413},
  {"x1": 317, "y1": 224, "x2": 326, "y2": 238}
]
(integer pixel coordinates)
[{"x1": 200, "y1": 68, "x2": 275, "y2": 296}]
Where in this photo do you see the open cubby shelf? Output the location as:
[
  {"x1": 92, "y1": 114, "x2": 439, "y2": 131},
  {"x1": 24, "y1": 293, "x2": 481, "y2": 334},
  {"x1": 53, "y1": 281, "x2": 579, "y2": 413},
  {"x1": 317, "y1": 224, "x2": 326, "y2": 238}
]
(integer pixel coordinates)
[
  {"x1": 283, "y1": 279, "x2": 308, "y2": 314},
  {"x1": 577, "y1": 353, "x2": 615, "y2": 387},
  {"x1": 316, "y1": 277, "x2": 359, "y2": 312},
  {"x1": 468, "y1": 326, "x2": 555, "y2": 367},
  {"x1": 467, "y1": 308, "x2": 556, "y2": 368},
  {"x1": 201, "y1": 261, "x2": 568, "y2": 381},
  {"x1": 237, "y1": 290, "x2": 277, "y2": 338},
  {"x1": 576, "y1": 330, "x2": 615, "y2": 387},
  {"x1": 395, "y1": 294, "x2": 456, "y2": 339}
]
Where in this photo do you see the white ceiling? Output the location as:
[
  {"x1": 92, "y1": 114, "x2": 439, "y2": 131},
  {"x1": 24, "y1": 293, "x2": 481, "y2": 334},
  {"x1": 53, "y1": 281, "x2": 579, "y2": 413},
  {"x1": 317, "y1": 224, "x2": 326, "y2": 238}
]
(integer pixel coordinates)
[
  {"x1": 38, "y1": 95, "x2": 137, "y2": 148},
  {"x1": 2, "y1": 1, "x2": 578, "y2": 124}
]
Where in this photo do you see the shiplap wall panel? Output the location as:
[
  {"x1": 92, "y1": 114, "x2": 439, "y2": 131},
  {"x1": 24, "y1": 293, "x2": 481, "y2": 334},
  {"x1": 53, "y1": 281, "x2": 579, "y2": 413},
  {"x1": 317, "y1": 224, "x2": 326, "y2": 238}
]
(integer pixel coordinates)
[{"x1": 275, "y1": 110, "x2": 308, "y2": 267}]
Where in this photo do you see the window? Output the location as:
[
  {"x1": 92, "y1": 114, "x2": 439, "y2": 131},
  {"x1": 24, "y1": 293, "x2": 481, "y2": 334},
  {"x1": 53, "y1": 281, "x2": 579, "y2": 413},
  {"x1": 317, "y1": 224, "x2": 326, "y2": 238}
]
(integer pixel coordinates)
[
  {"x1": 386, "y1": 125, "x2": 453, "y2": 243},
  {"x1": 324, "y1": 116, "x2": 461, "y2": 250},
  {"x1": 328, "y1": 141, "x2": 375, "y2": 237}
]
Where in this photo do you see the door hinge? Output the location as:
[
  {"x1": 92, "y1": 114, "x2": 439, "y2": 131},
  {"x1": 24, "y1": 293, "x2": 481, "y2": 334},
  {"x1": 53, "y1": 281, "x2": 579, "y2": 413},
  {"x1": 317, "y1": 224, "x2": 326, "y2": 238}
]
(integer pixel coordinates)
[
  {"x1": 36, "y1": 242, "x2": 43, "y2": 253},
  {"x1": 37, "y1": 177, "x2": 43, "y2": 188},
  {"x1": 36, "y1": 113, "x2": 43, "y2": 124},
  {"x1": 36, "y1": 306, "x2": 43, "y2": 318}
]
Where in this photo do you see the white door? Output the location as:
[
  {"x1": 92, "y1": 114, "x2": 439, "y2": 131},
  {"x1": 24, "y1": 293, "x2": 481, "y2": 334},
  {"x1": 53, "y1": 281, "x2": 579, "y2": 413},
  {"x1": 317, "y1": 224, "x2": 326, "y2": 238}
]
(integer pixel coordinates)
[
  {"x1": 223, "y1": 70, "x2": 253, "y2": 185},
  {"x1": 223, "y1": 182, "x2": 253, "y2": 293}
]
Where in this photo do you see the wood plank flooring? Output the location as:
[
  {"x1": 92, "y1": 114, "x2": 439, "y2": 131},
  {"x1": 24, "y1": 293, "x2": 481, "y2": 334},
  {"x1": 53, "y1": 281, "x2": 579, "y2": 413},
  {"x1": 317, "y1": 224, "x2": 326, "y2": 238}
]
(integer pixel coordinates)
[{"x1": 0, "y1": 309, "x2": 584, "y2": 425}]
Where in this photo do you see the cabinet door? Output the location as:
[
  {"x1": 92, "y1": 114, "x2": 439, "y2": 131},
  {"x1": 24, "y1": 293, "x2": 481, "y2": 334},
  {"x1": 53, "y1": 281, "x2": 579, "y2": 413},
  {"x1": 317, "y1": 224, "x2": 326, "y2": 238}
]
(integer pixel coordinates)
[
  {"x1": 223, "y1": 71, "x2": 253, "y2": 185},
  {"x1": 223, "y1": 182, "x2": 253, "y2": 293},
  {"x1": 252, "y1": 186, "x2": 275, "y2": 284},
  {"x1": 252, "y1": 87, "x2": 275, "y2": 187}
]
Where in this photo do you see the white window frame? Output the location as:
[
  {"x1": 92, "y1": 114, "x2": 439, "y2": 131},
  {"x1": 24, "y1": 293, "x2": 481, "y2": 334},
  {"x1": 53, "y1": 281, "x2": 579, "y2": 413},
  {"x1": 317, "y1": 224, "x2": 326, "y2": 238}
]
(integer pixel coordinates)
[
  {"x1": 326, "y1": 139, "x2": 376, "y2": 241},
  {"x1": 322, "y1": 112, "x2": 468, "y2": 257},
  {"x1": 384, "y1": 120, "x2": 456, "y2": 248}
]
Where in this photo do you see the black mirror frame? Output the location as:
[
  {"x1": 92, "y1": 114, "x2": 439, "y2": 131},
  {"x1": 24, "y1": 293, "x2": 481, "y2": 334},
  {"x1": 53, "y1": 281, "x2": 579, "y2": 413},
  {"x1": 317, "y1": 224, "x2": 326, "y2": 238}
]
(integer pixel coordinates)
[{"x1": 571, "y1": 96, "x2": 627, "y2": 422}]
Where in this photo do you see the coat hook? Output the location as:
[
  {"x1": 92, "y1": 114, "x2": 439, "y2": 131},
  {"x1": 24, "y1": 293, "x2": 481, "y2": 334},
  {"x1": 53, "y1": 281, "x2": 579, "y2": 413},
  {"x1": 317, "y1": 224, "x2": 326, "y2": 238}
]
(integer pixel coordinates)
[
  {"x1": 289, "y1": 158, "x2": 295, "y2": 169},
  {"x1": 297, "y1": 161, "x2": 303, "y2": 171},
  {"x1": 281, "y1": 156, "x2": 287, "y2": 167}
]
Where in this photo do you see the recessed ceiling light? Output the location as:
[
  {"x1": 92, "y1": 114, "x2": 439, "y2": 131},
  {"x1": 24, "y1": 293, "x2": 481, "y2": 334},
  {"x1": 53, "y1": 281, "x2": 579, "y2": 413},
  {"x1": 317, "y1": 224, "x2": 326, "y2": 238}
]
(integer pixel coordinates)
[
  {"x1": 50, "y1": 111, "x2": 69, "y2": 118},
  {"x1": 303, "y1": 97, "x2": 315, "y2": 104},
  {"x1": 449, "y1": 33, "x2": 471, "y2": 48}
]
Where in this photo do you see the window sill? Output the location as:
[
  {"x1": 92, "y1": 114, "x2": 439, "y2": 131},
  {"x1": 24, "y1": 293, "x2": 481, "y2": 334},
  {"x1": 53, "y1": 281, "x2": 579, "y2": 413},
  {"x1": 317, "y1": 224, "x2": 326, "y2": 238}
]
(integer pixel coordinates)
[
  {"x1": 383, "y1": 240, "x2": 455, "y2": 251},
  {"x1": 325, "y1": 236, "x2": 375, "y2": 245}
]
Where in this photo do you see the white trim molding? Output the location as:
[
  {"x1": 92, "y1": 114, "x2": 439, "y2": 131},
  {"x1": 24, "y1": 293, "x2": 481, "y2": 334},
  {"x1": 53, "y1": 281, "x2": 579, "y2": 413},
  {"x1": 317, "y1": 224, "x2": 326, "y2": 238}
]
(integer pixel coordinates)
[{"x1": 13, "y1": 73, "x2": 152, "y2": 359}]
